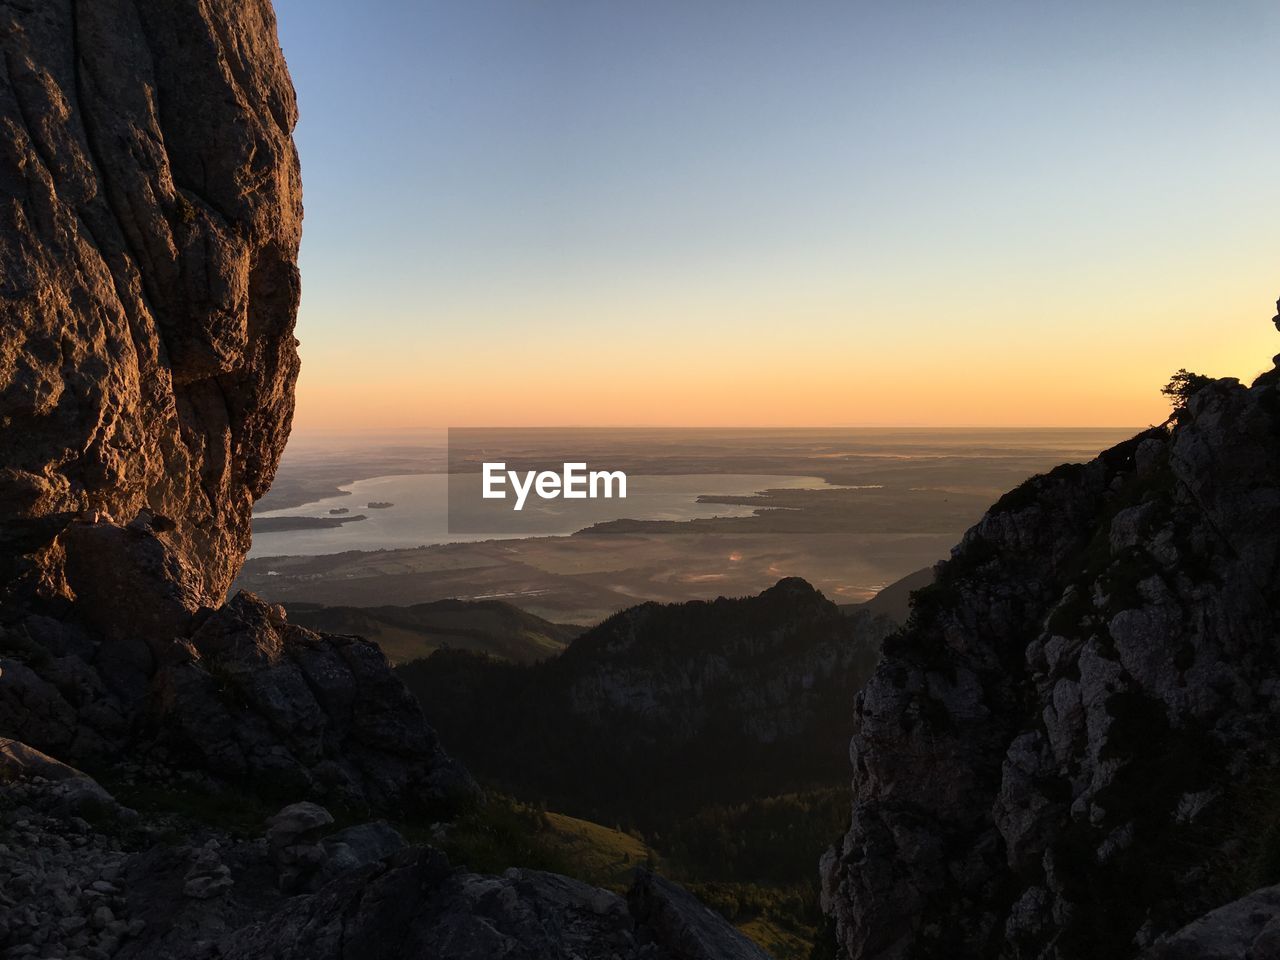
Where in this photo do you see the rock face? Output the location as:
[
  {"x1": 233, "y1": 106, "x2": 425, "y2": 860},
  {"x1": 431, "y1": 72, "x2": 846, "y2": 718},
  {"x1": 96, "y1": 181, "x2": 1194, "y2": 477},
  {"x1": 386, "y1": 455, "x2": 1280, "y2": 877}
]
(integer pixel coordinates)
[
  {"x1": 0, "y1": 0, "x2": 474, "y2": 819},
  {"x1": 822, "y1": 362, "x2": 1280, "y2": 959},
  {"x1": 0, "y1": 0, "x2": 301, "y2": 608},
  {"x1": 153, "y1": 593, "x2": 476, "y2": 815}
]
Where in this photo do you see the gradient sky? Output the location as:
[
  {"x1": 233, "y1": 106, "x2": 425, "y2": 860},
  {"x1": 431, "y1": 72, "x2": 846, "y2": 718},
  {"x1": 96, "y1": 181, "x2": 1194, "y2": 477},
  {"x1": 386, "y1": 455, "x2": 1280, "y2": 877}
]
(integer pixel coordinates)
[{"x1": 272, "y1": 0, "x2": 1280, "y2": 430}]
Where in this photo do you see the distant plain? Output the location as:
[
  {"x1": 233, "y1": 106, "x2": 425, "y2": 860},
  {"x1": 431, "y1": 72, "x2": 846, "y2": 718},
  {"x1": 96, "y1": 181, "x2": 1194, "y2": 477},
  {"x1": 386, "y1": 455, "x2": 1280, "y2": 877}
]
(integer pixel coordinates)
[{"x1": 239, "y1": 428, "x2": 1136, "y2": 624}]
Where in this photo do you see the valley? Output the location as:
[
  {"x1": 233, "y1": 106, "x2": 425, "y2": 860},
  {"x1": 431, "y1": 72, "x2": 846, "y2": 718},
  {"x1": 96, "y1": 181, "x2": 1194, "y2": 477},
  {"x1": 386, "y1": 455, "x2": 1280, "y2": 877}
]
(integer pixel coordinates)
[
  {"x1": 241, "y1": 426, "x2": 1134, "y2": 623},
  {"x1": 385, "y1": 578, "x2": 896, "y2": 956}
]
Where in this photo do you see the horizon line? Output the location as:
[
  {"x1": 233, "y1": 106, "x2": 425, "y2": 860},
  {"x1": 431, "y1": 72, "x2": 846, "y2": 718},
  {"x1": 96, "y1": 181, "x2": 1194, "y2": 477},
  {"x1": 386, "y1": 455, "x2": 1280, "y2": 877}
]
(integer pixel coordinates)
[{"x1": 287, "y1": 423, "x2": 1152, "y2": 431}]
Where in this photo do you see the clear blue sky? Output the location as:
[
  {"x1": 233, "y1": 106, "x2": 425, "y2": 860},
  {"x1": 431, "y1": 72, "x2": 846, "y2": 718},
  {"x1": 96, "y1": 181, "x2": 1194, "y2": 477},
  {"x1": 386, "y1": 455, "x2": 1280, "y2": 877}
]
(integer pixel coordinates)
[{"x1": 272, "y1": 0, "x2": 1280, "y2": 429}]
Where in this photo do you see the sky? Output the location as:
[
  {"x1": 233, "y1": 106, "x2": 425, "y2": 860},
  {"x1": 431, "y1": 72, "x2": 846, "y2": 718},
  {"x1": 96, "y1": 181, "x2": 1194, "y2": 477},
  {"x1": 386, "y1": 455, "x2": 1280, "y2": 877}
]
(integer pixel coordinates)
[{"x1": 272, "y1": 0, "x2": 1280, "y2": 431}]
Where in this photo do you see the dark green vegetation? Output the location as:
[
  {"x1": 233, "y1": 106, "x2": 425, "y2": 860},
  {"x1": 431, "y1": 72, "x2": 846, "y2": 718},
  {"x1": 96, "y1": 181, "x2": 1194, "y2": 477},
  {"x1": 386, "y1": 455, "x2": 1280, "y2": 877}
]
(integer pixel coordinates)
[
  {"x1": 579, "y1": 486, "x2": 991, "y2": 535},
  {"x1": 1161, "y1": 368, "x2": 1215, "y2": 417},
  {"x1": 285, "y1": 597, "x2": 581, "y2": 665},
  {"x1": 667, "y1": 789, "x2": 853, "y2": 957},
  {"x1": 421, "y1": 794, "x2": 656, "y2": 891},
  {"x1": 396, "y1": 579, "x2": 884, "y2": 826},
  {"x1": 395, "y1": 579, "x2": 892, "y2": 954}
]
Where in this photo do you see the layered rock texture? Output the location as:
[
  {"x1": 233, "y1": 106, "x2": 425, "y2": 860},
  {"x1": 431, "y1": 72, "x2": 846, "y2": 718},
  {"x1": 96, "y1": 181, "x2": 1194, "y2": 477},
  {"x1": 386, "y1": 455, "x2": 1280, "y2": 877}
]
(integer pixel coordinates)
[
  {"x1": 822, "y1": 358, "x2": 1280, "y2": 959},
  {"x1": 1, "y1": 0, "x2": 301, "y2": 608}
]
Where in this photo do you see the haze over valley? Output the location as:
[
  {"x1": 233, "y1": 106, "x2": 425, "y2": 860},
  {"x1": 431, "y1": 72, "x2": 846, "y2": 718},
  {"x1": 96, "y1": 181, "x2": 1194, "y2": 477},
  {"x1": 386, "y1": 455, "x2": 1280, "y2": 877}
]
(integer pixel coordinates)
[{"x1": 241, "y1": 427, "x2": 1135, "y2": 624}]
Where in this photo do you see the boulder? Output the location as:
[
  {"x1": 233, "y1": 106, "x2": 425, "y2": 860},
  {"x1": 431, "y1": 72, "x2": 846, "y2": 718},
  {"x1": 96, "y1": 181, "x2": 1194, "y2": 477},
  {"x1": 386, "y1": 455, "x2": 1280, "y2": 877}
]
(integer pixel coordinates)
[
  {"x1": 0, "y1": 736, "x2": 119, "y2": 817},
  {"x1": 266, "y1": 802, "x2": 335, "y2": 849},
  {"x1": 317, "y1": 822, "x2": 407, "y2": 886},
  {"x1": 266, "y1": 801, "x2": 334, "y2": 892},
  {"x1": 629, "y1": 868, "x2": 773, "y2": 960},
  {"x1": 1141, "y1": 885, "x2": 1280, "y2": 960}
]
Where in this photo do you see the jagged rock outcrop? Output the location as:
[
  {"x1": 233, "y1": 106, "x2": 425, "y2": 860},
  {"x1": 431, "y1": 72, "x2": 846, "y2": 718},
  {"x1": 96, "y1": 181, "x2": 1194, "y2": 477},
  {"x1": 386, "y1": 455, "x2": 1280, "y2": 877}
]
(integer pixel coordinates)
[
  {"x1": 152, "y1": 592, "x2": 475, "y2": 814},
  {"x1": 0, "y1": 766, "x2": 767, "y2": 960},
  {"x1": 1, "y1": 586, "x2": 476, "y2": 815},
  {"x1": 822, "y1": 354, "x2": 1280, "y2": 959},
  {"x1": 1, "y1": 0, "x2": 301, "y2": 608}
]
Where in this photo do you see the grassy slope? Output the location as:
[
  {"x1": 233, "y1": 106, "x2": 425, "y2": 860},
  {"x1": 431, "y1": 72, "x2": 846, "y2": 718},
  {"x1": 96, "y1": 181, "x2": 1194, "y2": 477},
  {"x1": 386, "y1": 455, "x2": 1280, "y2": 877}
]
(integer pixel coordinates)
[
  {"x1": 437, "y1": 793, "x2": 817, "y2": 956},
  {"x1": 286, "y1": 598, "x2": 582, "y2": 665}
]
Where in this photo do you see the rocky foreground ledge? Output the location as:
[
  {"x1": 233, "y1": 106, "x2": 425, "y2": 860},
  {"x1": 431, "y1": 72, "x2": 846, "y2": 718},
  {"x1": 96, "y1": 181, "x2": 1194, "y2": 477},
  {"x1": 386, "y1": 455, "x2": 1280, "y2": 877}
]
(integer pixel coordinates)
[
  {"x1": 0, "y1": 742, "x2": 769, "y2": 960},
  {"x1": 1, "y1": 588, "x2": 475, "y2": 818}
]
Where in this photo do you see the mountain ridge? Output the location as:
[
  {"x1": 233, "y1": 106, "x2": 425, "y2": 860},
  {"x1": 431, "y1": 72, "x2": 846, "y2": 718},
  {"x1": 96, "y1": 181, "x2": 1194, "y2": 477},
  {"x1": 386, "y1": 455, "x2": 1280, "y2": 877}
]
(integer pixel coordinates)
[
  {"x1": 397, "y1": 577, "x2": 892, "y2": 830},
  {"x1": 285, "y1": 597, "x2": 582, "y2": 665}
]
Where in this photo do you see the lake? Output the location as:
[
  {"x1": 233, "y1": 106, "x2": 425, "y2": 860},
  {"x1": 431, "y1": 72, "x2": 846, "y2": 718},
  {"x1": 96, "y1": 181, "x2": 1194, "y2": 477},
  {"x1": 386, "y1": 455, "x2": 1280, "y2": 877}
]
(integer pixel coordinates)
[{"x1": 249, "y1": 473, "x2": 836, "y2": 558}]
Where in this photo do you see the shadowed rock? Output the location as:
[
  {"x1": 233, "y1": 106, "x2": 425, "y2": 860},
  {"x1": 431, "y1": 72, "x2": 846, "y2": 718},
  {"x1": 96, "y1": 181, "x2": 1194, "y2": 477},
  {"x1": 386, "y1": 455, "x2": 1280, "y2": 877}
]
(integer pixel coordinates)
[
  {"x1": 0, "y1": 776, "x2": 769, "y2": 960},
  {"x1": 151, "y1": 593, "x2": 477, "y2": 815},
  {"x1": 822, "y1": 345, "x2": 1280, "y2": 959},
  {"x1": 217, "y1": 853, "x2": 772, "y2": 960},
  {"x1": 1140, "y1": 884, "x2": 1280, "y2": 960},
  {"x1": 630, "y1": 868, "x2": 773, "y2": 960}
]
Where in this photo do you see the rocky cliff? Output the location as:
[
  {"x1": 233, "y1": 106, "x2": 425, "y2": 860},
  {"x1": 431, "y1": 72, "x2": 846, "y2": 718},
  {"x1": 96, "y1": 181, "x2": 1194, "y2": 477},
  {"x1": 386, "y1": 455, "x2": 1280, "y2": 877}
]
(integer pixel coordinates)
[
  {"x1": 821, "y1": 338, "x2": 1280, "y2": 958},
  {"x1": 1, "y1": 0, "x2": 300, "y2": 608},
  {"x1": 0, "y1": 0, "x2": 470, "y2": 818},
  {"x1": 0, "y1": 5, "x2": 772, "y2": 958}
]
